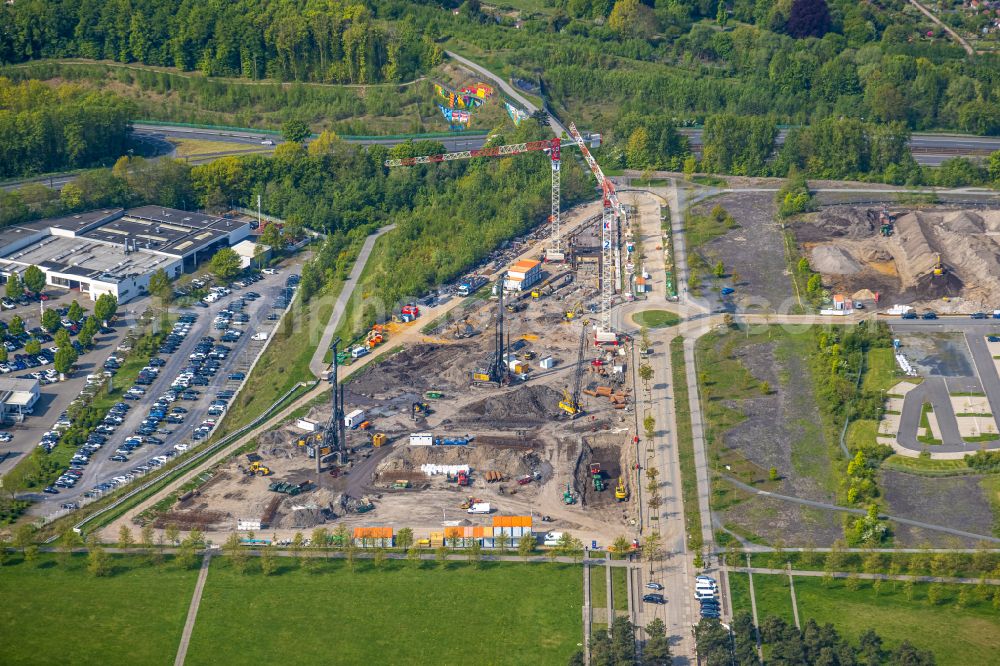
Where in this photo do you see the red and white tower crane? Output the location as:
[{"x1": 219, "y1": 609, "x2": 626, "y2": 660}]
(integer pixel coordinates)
[
  {"x1": 385, "y1": 137, "x2": 566, "y2": 261},
  {"x1": 385, "y1": 124, "x2": 630, "y2": 340}
]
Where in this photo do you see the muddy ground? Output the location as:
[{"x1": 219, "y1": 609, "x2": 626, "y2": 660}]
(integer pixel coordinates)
[
  {"x1": 880, "y1": 470, "x2": 995, "y2": 547},
  {"x1": 689, "y1": 192, "x2": 795, "y2": 313}
]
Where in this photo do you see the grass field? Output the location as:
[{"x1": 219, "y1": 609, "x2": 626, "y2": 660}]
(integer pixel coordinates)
[
  {"x1": 611, "y1": 566, "x2": 628, "y2": 611},
  {"x1": 186, "y1": 558, "x2": 583, "y2": 665},
  {"x1": 632, "y1": 309, "x2": 681, "y2": 329},
  {"x1": 0, "y1": 554, "x2": 197, "y2": 665},
  {"x1": 670, "y1": 337, "x2": 703, "y2": 552},
  {"x1": 728, "y1": 569, "x2": 751, "y2": 616},
  {"x1": 749, "y1": 573, "x2": 1000, "y2": 665},
  {"x1": 168, "y1": 138, "x2": 270, "y2": 158},
  {"x1": 882, "y1": 455, "x2": 971, "y2": 475}
]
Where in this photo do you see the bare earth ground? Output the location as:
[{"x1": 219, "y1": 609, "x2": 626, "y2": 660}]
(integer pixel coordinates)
[
  {"x1": 793, "y1": 205, "x2": 1000, "y2": 311},
  {"x1": 689, "y1": 192, "x2": 796, "y2": 313},
  {"x1": 880, "y1": 470, "x2": 994, "y2": 547},
  {"x1": 136, "y1": 273, "x2": 643, "y2": 545}
]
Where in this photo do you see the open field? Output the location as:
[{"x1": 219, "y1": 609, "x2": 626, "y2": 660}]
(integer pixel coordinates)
[
  {"x1": 670, "y1": 337, "x2": 703, "y2": 551},
  {"x1": 0, "y1": 554, "x2": 196, "y2": 665},
  {"x1": 746, "y1": 573, "x2": 1000, "y2": 665},
  {"x1": 187, "y1": 558, "x2": 583, "y2": 665},
  {"x1": 168, "y1": 138, "x2": 270, "y2": 158}
]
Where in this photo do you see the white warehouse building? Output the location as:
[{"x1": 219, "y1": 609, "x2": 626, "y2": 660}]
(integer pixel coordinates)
[{"x1": 0, "y1": 206, "x2": 250, "y2": 305}]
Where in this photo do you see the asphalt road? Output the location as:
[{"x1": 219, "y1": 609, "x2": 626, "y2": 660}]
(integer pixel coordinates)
[
  {"x1": 24, "y1": 267, "x2": 297, "y2": 515},
  {"x1": 678, "y1": 128, "x2": 1000, "y2": 166}
]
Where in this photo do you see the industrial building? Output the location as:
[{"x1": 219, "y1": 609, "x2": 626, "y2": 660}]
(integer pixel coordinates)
[
  {"x1": 232, "y1": 239, "x2": 271, "y2": 269},
  {"x1": 0, "y1": 377, "x2": 40, "y2": 422},
  {"x1": 0, "y1": 206, "x2": 251, "y2": 304},
  {"x1": 503, "y1": 259, "x2": 542, "y2": 291}
]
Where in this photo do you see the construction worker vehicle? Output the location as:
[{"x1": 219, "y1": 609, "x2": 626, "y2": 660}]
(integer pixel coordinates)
[
  {"x1": 563, "y1": 483, "x2": 576, "y2": 505},
  {"x1": 393, "y1": 479, "x2": 411, "y2": 489},
  {"x1": 591, "y1": 463, "x2": 604, "y2": 491},
  {"x1": 933, "y1": 253, "x2": 946, "y2": 277},
  {"x1": 247, "y1": 461, "x2": 272, "y2": 476},
  {"x1": 615, "y1": 478, "x2": 628, "y2": 501},
  {"x1": 558, "y1": 324, "x2": 587, "y2": 417}
]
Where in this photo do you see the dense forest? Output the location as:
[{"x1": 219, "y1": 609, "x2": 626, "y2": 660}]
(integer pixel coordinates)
[
  {"x1": 0, "y1": 0, "x2": 441, "y2": 83},
  {"x1": 0, "y1": 78, "x2": 133, "y2": 178},
  {"x1": 3, "y1": 0, "x2": 998, "y2": 135}
]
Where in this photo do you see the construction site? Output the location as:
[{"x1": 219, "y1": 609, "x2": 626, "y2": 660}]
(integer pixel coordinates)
[
  {"x1": 795, "y1": 205, "x2": 1000, "y2": 311},
  {"x1": 129, "y1": 125, "x2": 646, "y2": 546}
]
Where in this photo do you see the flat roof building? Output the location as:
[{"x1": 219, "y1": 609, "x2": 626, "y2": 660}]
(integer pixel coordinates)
[
  {"x1": 0, "y1": 207, "x2": 250, "y2": 304},
  {"x1": 0, "y1": 377, "x2": 40, "y2": 422}
]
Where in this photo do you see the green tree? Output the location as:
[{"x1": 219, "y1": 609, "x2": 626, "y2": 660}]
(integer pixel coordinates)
[
  {"x1": 639, "y1": 363, "x2": 653, "y2": 388},
  {"x1": 713, "y1": 260, "x2": 725, "y2": 278},
  {"x1": 87, "y1": 537, "x2": 111, "y2": 577},
  {"x1": 78, "y1": 317, "x2": 98, "y2": 349},
  {"x1": 148, "y1": 268, "x2": 173, "y2": 307},
  {"x1": 54, "y1": 346, "x2": 76, "y2": 377},
  {"x1": 259, "y1": 543, "x2": 277, "y2": 575},
  {"x1": 518, "y1": 533, "x2": 535, "y2": 563},
  {"x1": 209, "y1": 247, "x2": 242, "y2": 281},
  {"x1": 396, "y1": 527, "x2": 414, "y2": 551},
  {"x1": 643, "y1": 617, "x2": 672, "y2": 665},
  {"x1": 58, "y1": 528, "x2": 82, "y2": 566},
  {"x1": 165, "y1": 524, "x2": 180, "y2": 546},
  {"x1": 117, "y1": 525, "x2": 134, "y2": 550},
  {"x1": 22, "y1": 265, "x2": 45, "y2": 295},
  {"x1": 8, "y1": 315, "x2": 24, "y2": 337},
  {"x1": 608, "y1": 0, "x2": 656, "y2": 39},
  {"x1": 260, "y1": 223, "x2": 286, "y2": 251},
  {"x1": 281, "y1": 120, "x2": 311, "y2": 144},
  {"x1": 407, "y1": 545, "x2": 421, "y2": 568},
  {"x1": 611, "y1": 535, "x2": 631, "y2": 559},
  {"x1": 989, "y1": 150, "x2": 1000, "y2": 184},
  {"x1": 12, "y1": 524, "x2": 35, "y2": 554},
  {"x1": 373, "y1": 547, "x2": 387, "y2": 570},
  {"x1": 175, "y1": 539, "x2": 198, "y2": 569},
  {"x1": 435, "y1": 545, "x2": 449, "y2": 569},
  {"x1": 0, "y1": 346, "x2": 7, "y2": 363},
  {"x1": 67, "y1": 300, "x2": 84, "y2": 322},
  {"x1": 24, "y1": 338, "x2": 41, "y2": 355},
  {"x1": 41, "y1": 308, "x2": 61, "y2": 333},
  {"x1": 224, "y1": 532, "x2": 249, "y2": 574},
  {"x1": 94, "y1": 293, "x2": 118, "y2": 325},
  {"x1": 5, "y1": 273, "x2": 23, "y2": 300}
]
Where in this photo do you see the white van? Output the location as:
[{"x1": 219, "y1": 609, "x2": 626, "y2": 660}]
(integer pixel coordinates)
[{"x1": 251, "y1": 332, "x2": 268, "y2": 341}]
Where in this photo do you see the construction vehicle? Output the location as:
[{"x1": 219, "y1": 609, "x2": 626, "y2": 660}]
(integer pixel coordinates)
[
  {"x1": 248, "y1": 461, "x2": 272, "y2": 476},
  {"x1": 520, "y1": 350, "x2": 536, "y2": 361},
  {"x1": 615, "y1": 478, "x2": 628, "y2": 501},
  {"x1": 591, "y1": 463, "x2": 604, "y2": 491},
  {"x1": 867, "y1": 206, "x2": 895, "y2": 237},
  {"x1": 531, "y1": 289, "x2": 541, "y2": 298},
  {"x1": 457, "y1": 469, "x2": 470, "y2": 486},
  {"x1": 411, "y1": 401, "x2": 431, "y2": 420},
  {"x1": 933, "y1": 253, "x2": 946, "y2": 277},
  {"x1": 563, "y1": 483, "x2": 576, "y2": 505},
  {"x1": 564, "y1": 301, "x2": 582, "y2": 321},
  {"x1": 472, "y1": 274, "x2": 510, "y2": 387},
  {"x1": 393, "y1": 479, "x2": 411, "y2": 489},
  {"x1": 425, "y1": 390, "x2": 443, "y2": 399},
  {"x1": 558, "y1": 324, "x2": 588, "y2": 417}
]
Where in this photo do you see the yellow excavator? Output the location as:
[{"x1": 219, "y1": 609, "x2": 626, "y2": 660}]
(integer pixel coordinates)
[
  {"x1": 933, "y1": 253, "x2": 945, "y2": 277},
  {"x1": 564, "y1": 301, "x2": 582, "y2": 321},
  {"x1": 615, "y1": 478, "x2": 628, "y2": 501},
  {"x1": 559, "y1": 388, "x2": 580, "y2": 416}
]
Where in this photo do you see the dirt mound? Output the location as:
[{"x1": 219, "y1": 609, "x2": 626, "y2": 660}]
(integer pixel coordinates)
[
  {"x1": 861, "y1": 248, "x2": 893, "y2": 263},
  {"x1": 459, "y1": 385, "x2": 562, "y2": 424},
  {"x1": 810, "y1": 245, "x2": 861, "y2": 274},
  {"x1": 915, "y1": 271, "x2": 964, "y2": 299},
  {"x1": 806, "y1": 208, "x2": 875, "y2": 241},
  {"x1": 941, "y1": 211, "x2": 985, "y2": 234}
]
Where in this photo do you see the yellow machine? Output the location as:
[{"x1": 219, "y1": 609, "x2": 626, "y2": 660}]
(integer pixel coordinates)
[
  {"x1": 564, "y1": 301, "x2": 582, "y2": 321},
  {"x1": 372, "y1": 432, "x2": 387, "y2": 448},
  {"x1": 558, "y1": 388, "x2": 580, "y2": 416},
  {"x1": 531, "y1": 289, "x2": 541, "y2": 299},
  {"x1": 933, "y1": 253, "x2": 945, "y2": 277},
  {"x1": 615, "y1": 478, "x2": 628, "y2": 501},
  {"x1": 473, "y1": 372, "x2": 491, "y2": 382},
  {"x1": 249, "y1": 461, "x2": 272, "y2": 476}
]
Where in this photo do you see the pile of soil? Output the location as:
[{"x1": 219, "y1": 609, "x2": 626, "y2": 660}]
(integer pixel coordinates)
[
  {"x1": 458, "y1": 385, "x2": 562, "y2": 425},
  {"x1": 375, "y1": 443, "x2": 540, "y2": 480},
  {"x1": 810, "y1": 245, "x2": 862, "y2": 274}
]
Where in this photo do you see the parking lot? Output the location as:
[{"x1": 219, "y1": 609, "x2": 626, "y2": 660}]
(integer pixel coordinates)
[
  {"x1": 23, "y1": 269, "x2": 300, "y2": 515},
  {"x1": 0, "y1": 290, "x2": 140, "y2": 475}
]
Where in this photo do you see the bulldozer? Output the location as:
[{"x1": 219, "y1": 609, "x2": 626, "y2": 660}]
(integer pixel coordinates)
[
  {"x1": 615, "y1": 478, "x2": 628, "y2": 501},
  {"x1": 246, "y1": 460, "x2": 272, "y2": 476}
]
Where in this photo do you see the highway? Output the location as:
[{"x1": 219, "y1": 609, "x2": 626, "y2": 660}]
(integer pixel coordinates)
[{"x1": 678, "y1": 127, "x2": 1000, "y2": 166}]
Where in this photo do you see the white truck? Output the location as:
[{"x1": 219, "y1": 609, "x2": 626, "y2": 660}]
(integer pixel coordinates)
[
  {"x1": 543, "y1": 531, "x2": 564, "y2": 547},
  {"x1": 467, "y1": 502, "x2": 491, "y2": 515}
]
